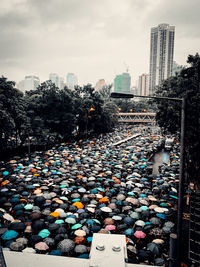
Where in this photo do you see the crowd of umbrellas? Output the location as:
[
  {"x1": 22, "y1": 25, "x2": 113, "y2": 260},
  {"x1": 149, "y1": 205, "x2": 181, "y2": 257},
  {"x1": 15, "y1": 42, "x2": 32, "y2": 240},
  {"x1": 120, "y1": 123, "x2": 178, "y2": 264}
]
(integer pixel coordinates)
[{"x1": 0, "y1": 125, "x2": 180, "y2": 266}]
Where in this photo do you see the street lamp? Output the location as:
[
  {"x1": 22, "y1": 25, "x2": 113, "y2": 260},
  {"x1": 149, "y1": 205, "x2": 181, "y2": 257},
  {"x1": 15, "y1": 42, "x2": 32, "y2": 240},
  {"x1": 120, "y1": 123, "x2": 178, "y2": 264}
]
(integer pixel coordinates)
[
  {"x1": 86, "y1": 107, "x2": 95, "y2": 139},
  {"x1": 111, "y1": 92, "x2": 186, "y2": 267}
]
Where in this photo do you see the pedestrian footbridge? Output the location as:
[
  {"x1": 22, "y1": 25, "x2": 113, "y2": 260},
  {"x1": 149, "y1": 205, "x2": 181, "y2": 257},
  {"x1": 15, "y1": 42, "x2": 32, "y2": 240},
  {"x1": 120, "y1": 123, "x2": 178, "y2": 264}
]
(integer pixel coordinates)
[{"x1": 118, "y1": 113, "x2": 156, "y2": 124}]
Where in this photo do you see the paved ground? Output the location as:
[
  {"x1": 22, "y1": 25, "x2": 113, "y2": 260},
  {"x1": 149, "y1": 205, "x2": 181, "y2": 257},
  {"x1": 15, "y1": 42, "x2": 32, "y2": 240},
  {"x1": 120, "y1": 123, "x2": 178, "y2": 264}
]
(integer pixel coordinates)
[{"x1": 151, "y1": 149, "x2": 170, "y2": 175}]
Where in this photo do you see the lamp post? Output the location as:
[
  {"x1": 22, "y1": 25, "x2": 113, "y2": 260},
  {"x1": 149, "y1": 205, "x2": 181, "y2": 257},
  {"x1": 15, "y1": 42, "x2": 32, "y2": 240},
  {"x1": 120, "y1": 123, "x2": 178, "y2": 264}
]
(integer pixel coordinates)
[
  {"x1": 111, "y1": 92, "x2": 186, "y2": 266},
  {"x1": 86, "y1": 107, "x2": 95, "y2": 139}
]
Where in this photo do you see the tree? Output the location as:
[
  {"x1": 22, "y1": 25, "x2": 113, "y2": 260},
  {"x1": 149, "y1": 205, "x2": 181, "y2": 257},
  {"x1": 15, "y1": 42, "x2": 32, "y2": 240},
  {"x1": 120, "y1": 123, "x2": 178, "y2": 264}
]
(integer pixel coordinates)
[
  {"x1": 154, "y1": 53, "x2": 200, "y2": 185},
  {"x1": 0, "y1": 76, "x2": 29, "y2": 151}
]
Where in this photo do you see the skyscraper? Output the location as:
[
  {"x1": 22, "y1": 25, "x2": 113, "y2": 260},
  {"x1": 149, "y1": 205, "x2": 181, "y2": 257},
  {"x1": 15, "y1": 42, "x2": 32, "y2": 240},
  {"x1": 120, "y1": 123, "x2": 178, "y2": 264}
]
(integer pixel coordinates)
[
  {"x1": 149, "y1": 23, "x2": 175, "y2": 94},
  {"x1": 114, "y1": 73, "x2": 131, "y2": 93},
  {"x1": 66, "y1": 73, "x2": 78, "y2": 90},
  {"x1": 49, "y1": 73, "x2": 59, "y2": 88},
  {"x1": 138, "y1": 74, "x2": 149, "y2": 96},
  {"x1": 24, "y1": 76, "x2": 40, "y2": 91},
  {"x1": 95, "y1": 79, "x2": 106, "y2": 91}
]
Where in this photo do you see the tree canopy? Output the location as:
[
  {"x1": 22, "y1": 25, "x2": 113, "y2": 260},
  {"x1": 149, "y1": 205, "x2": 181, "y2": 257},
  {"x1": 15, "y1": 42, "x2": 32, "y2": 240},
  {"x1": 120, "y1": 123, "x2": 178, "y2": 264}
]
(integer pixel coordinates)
[{"x1": 0, "y1": 78, "x2": 118, "y2": 156}]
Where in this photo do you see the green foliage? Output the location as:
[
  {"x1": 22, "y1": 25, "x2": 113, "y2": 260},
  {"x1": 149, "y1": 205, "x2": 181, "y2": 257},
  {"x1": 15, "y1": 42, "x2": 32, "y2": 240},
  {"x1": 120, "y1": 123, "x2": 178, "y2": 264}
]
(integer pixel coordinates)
[
  {"x1": 0, "y1": 78, "x2": 118, "y2": 153},
  {"x1": 154, "y1": 53, "x2": 200, "y2": 184}
]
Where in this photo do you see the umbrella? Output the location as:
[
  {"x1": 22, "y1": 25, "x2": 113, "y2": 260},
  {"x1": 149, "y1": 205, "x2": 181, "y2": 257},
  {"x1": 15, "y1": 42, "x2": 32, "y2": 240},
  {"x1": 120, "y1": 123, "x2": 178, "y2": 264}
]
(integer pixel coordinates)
[
  {"x1": 57, "y1": 239, "x2": 75, "y2": 253},
  {"x1": 16, "y1": 238, "x2": 28, "y2": 245},
  {"x1": 38, "y1": 229, "x2": 50, "y2": 238},
  {"x1": 10, "y1": 241, "x2": 25, "y2": 251},
  {"x1": 71, "y1": 224, "x2": 82, "y2": 230},
  {"x1": 154, "y1": 257, "x2": 165, "y2": 266},
  {"x1": 152, "y1": 239, "x2": 164, "y2": 244},
  {"x1": 74, "y1": 245, "x2": 88, "y2": 254},
  {"x1": 125, "y1": 228, "x2": 134, "y2": 236},
  {"x1": 137, "y1": 250, "x2": 150, "y2": 261},
  {"x1": 1, "y1": 230, "x2": 19, "y2": 240},
  {"x1": 134, "y1": 231, "x2": 146, "y2": 239},
  {"x1": 150, "y1": 217, "x2": 161, "y2": 225},
  {"x1": 22, "y1": 247, "x2": 36, "y2": 253},
  {"x1": 104, "y1": 218, "x2": 114, "y2": 225},
  {"x1": 150, "y1": 228, "x2": 163, "y2": 236},
  {"x1": 49, "y1": 250, "x2": 62, "y2": 256},
  {"x1": 74, "y1": 236, "x2": 86, "y2": 244},
  {"x1": 147, "y1": 242, "x2": 162, "y2": 255},
  {"x1": 105, "y1": 225, "x2": 116, "y2": 231},
  {"x1": 135, "y1": 220, "x2": 145, "y2": 227},
  {"x1": 74, "y1": 230, "x2": 86, "y2": 236},
  {"x1": 65, "y1": 217, "x2": 76, "y2": 224},
  {"x1": 100, "y1": 207, "x2": 112, "y2": 213},
  {"x1": 44, "y1": 238, "x2": 55, "y2": 247},
  {"x1": 35, "y1": 242, "x2": 49, "y2": 251}
]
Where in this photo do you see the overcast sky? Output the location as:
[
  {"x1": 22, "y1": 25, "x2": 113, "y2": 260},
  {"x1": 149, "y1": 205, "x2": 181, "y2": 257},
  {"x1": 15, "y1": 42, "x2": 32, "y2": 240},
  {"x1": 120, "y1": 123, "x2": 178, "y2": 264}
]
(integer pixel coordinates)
[{"x1": 1, "y1": 0, "x2": 200, "y2": 86}]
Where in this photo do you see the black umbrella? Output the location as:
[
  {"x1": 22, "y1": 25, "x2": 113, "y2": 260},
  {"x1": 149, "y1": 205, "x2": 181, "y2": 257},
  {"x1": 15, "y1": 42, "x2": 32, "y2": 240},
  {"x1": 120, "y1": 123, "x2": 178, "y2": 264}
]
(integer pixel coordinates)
[
  {"x1": 137, "y1": 250, "x2": 151, "y2": 261},
  {"x1": 32, "y1": 220, "x2": 46, "y2": 233},
  {"x1": 147, "y1": 242, "x2": 162, "y2": 255},
  {"x1": 9, "y1": 222, "x2": 26, "y2": 231},
  {"x1": 54, "y1": 234, "x2": 69, "y2": 243},
  {"x1": 29, "y1": 235, "x2": 43, "y2": 246}
]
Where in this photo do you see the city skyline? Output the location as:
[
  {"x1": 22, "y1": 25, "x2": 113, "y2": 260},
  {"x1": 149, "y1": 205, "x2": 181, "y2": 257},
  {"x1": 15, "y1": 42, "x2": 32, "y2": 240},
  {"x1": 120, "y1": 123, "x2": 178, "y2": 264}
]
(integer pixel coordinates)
[{"x1": 1, "y1": 0, "x2": 200, "y2": 87}]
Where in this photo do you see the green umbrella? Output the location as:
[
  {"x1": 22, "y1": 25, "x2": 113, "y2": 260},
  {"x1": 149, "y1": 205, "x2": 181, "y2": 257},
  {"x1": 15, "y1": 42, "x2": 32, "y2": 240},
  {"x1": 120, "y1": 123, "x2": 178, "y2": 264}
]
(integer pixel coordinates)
[
  {"x1": 71, "y1": 224, "x2": 82, "y2": 230},
  {"x1": 38, "y1": 229, "x2": 50, "y2": 238},
  {"x1": 24, "y1": 204, "x2": 33, "y2": 210}
]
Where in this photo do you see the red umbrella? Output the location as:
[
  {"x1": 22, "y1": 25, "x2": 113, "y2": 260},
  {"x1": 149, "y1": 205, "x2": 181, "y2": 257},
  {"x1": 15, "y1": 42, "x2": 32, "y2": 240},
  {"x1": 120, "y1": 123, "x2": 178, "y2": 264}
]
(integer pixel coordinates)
[{"x1": 134, "y1": 231, "x2": 146, "y2": 239}]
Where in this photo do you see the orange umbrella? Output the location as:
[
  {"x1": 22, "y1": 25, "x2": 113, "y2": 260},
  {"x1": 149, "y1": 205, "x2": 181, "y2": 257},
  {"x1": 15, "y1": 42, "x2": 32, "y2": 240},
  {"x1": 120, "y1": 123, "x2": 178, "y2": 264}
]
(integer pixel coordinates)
[
  {"x1": 30, "y1": 169, "x2": 37, "y2": 172},
  {"x1": 77, "y1": 175, "x2": 83, "y2": 178},
  {"x1": 1, "y1": 180, "x2": 9, "y2": 186},
  {"x1": 99, "y1": 198, "x2": 109, "y2": 203},
  {"x1": 33, "y1": 173, "x2": 39, "y2": 176},
  {"x1": 73, "y1": 202, "x2": 84, "y2": 209},
  {"x1": 50, "y1": 212, "x2": 60, "y2": 218},
  {"x1": 114, "y1": 179, "x2": 121, "y2": 184}
]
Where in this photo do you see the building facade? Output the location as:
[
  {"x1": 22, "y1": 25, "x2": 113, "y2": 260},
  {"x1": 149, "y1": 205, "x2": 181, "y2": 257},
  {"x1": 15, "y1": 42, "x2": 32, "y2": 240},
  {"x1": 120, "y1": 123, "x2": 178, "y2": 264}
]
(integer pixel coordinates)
[
  {"x1": 149, "y1": 23, "x2": 175, "y2": 94},
  {"x1": 49, "y1": 73, "x2": 59, "y2": 88},
  {"x1": 95, "y1": 79, "x2": 106, "y2": 91},
  {"x1": 66, "y1": 73, "x2": 78, "y2": 90},
  {"x1": 24, "y1": 76, "x2": 40, "y2": 91},
  {"x1": 138, "y1": 73, "x2": 149, "y2": 96},
  {"x1": 114, "y1": 73, "x2": 131, "y2": 93}
]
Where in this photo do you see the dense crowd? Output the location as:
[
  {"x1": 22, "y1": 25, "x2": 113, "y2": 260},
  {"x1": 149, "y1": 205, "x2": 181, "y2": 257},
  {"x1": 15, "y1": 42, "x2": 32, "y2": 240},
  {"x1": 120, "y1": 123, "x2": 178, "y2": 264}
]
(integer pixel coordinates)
[{"x1": 0, "y1": 125, "x2": 180, "y2": 266}]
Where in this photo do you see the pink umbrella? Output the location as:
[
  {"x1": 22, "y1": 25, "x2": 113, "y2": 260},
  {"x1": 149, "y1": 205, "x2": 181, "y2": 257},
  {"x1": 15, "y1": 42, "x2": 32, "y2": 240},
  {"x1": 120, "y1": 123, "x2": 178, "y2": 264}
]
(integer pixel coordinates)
[
  {"x1": 105, "y1": 225, "x2": 116, "y2": 231},
  {"x1": 35, "y1": 242, "x2": 49, "y2": 251},
  {"x1": 134, "y1": 231, "x2": 146, "y2": 239}
]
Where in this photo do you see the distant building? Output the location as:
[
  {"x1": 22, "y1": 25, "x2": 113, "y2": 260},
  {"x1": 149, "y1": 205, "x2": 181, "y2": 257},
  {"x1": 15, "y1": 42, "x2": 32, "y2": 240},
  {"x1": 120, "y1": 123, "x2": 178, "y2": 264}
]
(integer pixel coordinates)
[
  {"x1": 138, "y1": 74, "x2": 149, "y2": 96},
  {"x1": 66, "y1": 73, "x2": 78, "y2": 90},
  {"x1": 95, "y1": 79, "x2": 106, "y2": 91},
  {"x1": 149, "y1": 23, "x2": 175, "y2": 94},
  {"x1": 49, "y1": 73, "x2": 59, "y2": 88},
  {"x1": 17, "y1": 80, "x2": 25, "y2": 92},
  {"x1": 59, "y1": 77, "x2": 65, "y2": 90},
  {"x1": 24, "y1": 76, "x2": 40, "y2": 91},
  {"x1": 131, "y1": 86, "x2": 139, "y2": 95},
  {"x1": 114, "y1": 72, "x2": 131, "y2": 93},
  {"x1": 172, "y1": 61, "x2": 183, "y2": 76}
]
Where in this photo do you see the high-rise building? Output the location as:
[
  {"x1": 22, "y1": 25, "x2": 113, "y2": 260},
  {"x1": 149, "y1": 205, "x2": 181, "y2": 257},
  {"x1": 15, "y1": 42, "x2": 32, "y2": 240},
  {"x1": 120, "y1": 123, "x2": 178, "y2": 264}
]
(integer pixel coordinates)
[
  {"x1": 114, "y1": 73, "x2": 131, "y2": 93},
  {"x1": 49, "y1": 73, "x2": 59, "y2": 88},
  {"x1": 59, "y1": 77, "x2": 65, "y2": 90},
  {"x1": 66, "y1": 73, "x2": 78, "y2": 90},
  {"x1": 24, "y1": 76, "x2": 40, "y2": 91},
  {"x1": 138, "y1": 74, "x2": 149, "y2": 96},
  {"x1": 149, "y1": 23, "x2": 175, "y2": 94},
  {"x1": 17, "y1": 80, "x2": 25, "y2": 92},
  {"x1": 95, "y1": 79, "x2": 106, "y2": 91}
]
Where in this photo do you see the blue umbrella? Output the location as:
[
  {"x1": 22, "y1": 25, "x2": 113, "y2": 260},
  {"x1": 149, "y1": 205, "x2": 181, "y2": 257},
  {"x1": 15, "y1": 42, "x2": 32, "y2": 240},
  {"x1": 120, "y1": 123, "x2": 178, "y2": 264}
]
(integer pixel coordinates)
[
  {"x1": 1, "y1": 230, "x2": 19, "y2": 240},
  {"x1": 125, "y1": 228, "x2": 134, "y2": 236},
  {"x1": 3, "y1": 171, "x2": 9, "y2": 176},
  {"x1": 156, "y1": 213, "x2": 167, "y2": 220}
]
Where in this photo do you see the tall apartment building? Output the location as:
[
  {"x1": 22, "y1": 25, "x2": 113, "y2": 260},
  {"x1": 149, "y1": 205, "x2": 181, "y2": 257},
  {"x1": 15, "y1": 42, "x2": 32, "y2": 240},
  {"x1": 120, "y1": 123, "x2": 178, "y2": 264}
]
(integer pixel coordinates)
[
  {"x1": 149, "y1": 23, "x2": 175, "y2": 94},
  {"x1": 138, "y1": 74, "x2": 149, "y2": 96},
  {"x1": 24, "y1": 76, "x2": 40, "y2": 91},
  {"x1": 95, "y1": 79, "x2": 106, "y2": 91},
  {"x1": 49, "y1": 73, "x2": 59, "y2": 88},
  {"x1": 66, "y1": 73, "x2": 78, "y2": 90},
  {"x1": 114, "y1": 73, "x2": 131, "y2": 93}
]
